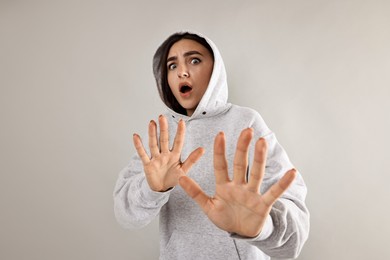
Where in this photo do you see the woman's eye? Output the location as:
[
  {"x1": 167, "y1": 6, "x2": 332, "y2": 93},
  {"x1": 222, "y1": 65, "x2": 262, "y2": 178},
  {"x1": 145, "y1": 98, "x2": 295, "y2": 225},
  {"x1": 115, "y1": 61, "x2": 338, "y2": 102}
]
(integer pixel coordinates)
[
  {"x1": 168, "y1": 63, "x2": 177, "y2": 70},
  {"x1": 191, "y1": 58, "x2": 200, "y2": 64}
]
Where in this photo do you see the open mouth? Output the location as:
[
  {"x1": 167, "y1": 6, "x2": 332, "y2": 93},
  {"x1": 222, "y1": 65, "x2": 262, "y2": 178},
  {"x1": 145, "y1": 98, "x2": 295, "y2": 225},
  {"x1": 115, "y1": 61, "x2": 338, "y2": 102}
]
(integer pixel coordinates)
[{"x1": 180, "y1": 85, "x2": 192, "y2": 94}]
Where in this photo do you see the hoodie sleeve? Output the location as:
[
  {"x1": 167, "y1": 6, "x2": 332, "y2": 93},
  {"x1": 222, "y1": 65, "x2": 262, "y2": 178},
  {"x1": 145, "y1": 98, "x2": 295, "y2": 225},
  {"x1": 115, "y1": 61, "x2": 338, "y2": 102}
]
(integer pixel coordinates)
[
  {"x1": 113, "y1": 153, "x2": 171, "y2": 229},
  {"x1": 231, "y1": 111, "x2": 310, "y2": 259}
]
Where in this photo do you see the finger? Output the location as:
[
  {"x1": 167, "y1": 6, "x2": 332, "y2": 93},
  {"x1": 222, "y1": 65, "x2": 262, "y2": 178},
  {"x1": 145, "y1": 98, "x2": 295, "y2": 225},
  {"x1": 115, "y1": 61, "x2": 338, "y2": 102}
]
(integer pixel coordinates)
[
  {"x1": 233, "y1": 128, "x2": 253, "y2": 185},
  {"x1": 214, "y1": 132, "x2": 230, "y2": 185},
  {"x1": 171, "y1": 119, "x2": 186, "y2": 154},
  {"x1": 148, "y1": 120, "x2": 159, "y2": 157},
  {"x1": 159, "y1": 115, "x2": 170, "y2": 153},
  {"x1": 179, "y1": 176, "x2": 209, "y2": 211},
  {"x1": 262, "y1": 169, "x2": 297, "y2": 206},
  {"x1": 247, "y1": 138, "x2": 267, "y2": 192},
  {"x1": 133, "y1": 134, "x2": 151, "y2": 164},
  {"x1": 181, "y1": 147, "x2": 205, "y2": 173}
]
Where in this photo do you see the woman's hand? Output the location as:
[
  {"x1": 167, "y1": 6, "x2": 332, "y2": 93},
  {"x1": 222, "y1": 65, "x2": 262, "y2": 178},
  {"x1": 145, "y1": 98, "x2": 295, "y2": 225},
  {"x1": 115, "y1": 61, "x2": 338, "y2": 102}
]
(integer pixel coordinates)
[
  {"x1": 179, "y1": 128, "x2": 297, "y2": 237},
  {"x1": 133, "y1": 115, "x2": 204, "y2": 192}
]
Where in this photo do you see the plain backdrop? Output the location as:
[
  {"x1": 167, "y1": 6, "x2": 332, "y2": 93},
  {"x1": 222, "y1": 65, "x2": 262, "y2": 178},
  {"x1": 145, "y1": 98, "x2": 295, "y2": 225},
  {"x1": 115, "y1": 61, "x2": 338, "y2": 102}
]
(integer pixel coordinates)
[{"x1": 1, "y1": 0, "x2": 389, "y2": 259}]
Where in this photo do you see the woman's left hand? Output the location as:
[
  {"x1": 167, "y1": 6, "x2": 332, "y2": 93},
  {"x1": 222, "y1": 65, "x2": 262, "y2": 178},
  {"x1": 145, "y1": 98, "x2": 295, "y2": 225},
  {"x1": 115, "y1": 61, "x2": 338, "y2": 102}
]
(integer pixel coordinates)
[{"x1": 179, "y1": 128, "x2": 297, "y2": 238}]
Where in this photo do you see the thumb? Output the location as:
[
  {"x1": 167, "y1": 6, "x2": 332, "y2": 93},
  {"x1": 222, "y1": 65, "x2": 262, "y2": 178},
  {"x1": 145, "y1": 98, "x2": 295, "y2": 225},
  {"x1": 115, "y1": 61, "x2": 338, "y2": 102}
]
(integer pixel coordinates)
[
  {"x1": 181, "y1": 147, "x2": 205, "y2": 173},
  {"x1": 179, "y1": 176, "x2": 209, "y2": 210}
]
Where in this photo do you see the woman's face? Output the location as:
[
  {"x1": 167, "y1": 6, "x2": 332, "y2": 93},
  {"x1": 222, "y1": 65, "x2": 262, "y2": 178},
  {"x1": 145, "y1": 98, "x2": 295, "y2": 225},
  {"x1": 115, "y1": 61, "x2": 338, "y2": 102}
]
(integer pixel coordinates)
[{"x1": 167, "y1": 39, "x2": 214, "y2": 116}]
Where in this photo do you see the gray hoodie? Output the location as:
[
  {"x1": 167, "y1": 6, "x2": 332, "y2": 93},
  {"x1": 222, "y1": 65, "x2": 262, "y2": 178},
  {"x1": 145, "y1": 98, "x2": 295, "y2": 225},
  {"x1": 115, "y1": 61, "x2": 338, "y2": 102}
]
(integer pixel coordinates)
[{"x1": 114, "y1": 32, "x2": 309, "y2": 260}]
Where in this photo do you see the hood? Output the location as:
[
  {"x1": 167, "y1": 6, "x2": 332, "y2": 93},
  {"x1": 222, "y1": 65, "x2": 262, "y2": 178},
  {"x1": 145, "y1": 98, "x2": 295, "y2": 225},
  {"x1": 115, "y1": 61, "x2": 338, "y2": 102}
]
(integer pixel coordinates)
[{"x1": 153, "y1": 31, "x2": 232, "y2": 121}]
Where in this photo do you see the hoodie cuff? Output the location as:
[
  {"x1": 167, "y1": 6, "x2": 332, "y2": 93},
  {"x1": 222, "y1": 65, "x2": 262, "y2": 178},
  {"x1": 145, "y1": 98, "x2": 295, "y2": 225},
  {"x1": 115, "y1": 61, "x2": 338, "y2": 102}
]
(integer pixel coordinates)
[{"x1": 230, "y1": 214, "x2": 274, "y2": 241}]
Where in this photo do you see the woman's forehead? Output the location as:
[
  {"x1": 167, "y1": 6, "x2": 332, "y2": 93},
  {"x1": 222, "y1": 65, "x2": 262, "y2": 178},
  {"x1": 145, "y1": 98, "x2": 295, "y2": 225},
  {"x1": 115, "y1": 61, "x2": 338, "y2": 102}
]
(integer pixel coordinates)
[{"x1": 168, "y1": 39, "x2": 210, "y2": 57}]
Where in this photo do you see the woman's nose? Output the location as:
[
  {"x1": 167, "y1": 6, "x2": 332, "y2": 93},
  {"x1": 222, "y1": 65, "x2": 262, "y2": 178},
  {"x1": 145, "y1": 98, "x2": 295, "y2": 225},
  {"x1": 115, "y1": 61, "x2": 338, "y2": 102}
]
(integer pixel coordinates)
[{"x1": 177, "y1": 65, "x2": 189, "y2": 78}]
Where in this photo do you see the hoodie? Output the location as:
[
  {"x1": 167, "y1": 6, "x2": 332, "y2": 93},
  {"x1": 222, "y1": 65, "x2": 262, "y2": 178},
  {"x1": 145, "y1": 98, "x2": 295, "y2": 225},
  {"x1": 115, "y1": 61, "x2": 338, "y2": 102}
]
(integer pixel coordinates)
[{"x1": 113, "y1": 31, "x2": 310, "y2": 260}]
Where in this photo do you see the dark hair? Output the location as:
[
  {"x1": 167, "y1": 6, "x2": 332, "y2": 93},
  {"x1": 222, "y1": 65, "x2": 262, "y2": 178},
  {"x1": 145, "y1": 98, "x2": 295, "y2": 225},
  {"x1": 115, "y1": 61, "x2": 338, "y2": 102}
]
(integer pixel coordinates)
[{"x1": 153, "y1": 32, "x2": 214, "y2": 115}]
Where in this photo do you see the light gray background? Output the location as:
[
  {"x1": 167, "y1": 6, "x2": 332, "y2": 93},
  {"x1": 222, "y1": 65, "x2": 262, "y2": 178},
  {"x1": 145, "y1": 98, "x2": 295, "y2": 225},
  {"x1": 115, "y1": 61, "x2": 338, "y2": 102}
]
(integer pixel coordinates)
[{"x1": 1, "y1": 0, "x2": 389, "y2": 259}]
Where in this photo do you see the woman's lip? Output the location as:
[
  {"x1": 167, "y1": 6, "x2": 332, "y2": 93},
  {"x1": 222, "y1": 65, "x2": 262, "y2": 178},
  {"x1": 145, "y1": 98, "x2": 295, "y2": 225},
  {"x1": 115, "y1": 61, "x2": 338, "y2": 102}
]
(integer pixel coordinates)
[
  {"x1": 179, "y1": 82, "x2": 192, "y2": 90},
  {"x1": 178, "y1": 82, "x2": 193, "y2": 97},
  {"x1": 180, "y1": 88, "x2": 193, "y2": 97}
]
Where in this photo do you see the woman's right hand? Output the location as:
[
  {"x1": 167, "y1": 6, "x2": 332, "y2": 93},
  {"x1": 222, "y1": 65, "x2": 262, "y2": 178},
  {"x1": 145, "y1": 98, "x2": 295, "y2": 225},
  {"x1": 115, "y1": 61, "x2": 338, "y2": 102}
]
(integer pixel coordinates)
[{"x1": 133, "y1": 115, "x2": 205, "y2": 192}]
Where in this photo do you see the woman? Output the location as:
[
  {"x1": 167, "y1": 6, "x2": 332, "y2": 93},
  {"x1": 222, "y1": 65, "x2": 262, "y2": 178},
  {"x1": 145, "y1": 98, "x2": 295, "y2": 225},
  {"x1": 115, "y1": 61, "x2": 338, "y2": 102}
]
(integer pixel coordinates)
[{"x1": 114, "y1": 31, "x2": 310, "y2": 259}]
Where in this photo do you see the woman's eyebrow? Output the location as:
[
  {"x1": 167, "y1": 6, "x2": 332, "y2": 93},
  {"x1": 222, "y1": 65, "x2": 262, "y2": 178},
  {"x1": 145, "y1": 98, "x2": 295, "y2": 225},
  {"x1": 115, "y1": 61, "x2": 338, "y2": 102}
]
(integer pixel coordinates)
[
  {"x1": 167, "y1": 50, "x2": 204, "y2": 63},
  {"x1": 183, "y1": 50, "x2": 203, "y2": 57}
]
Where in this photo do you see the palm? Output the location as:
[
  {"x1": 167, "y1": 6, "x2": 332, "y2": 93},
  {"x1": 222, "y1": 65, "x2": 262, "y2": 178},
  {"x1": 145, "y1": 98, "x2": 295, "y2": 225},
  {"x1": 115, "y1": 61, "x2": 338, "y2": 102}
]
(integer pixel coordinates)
[
  {"x1": 133, "y1": 115, "x2": 204, "y2": 192},
  {"x1": 205, "y1": 185, "x2": 268, "y2": 237},
  {"x1": 180, "y1": 129, "x2": 297, "y2": 237},
  {"x1": 143, "y1": 151, "x2": 185, "y2": 191}
]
